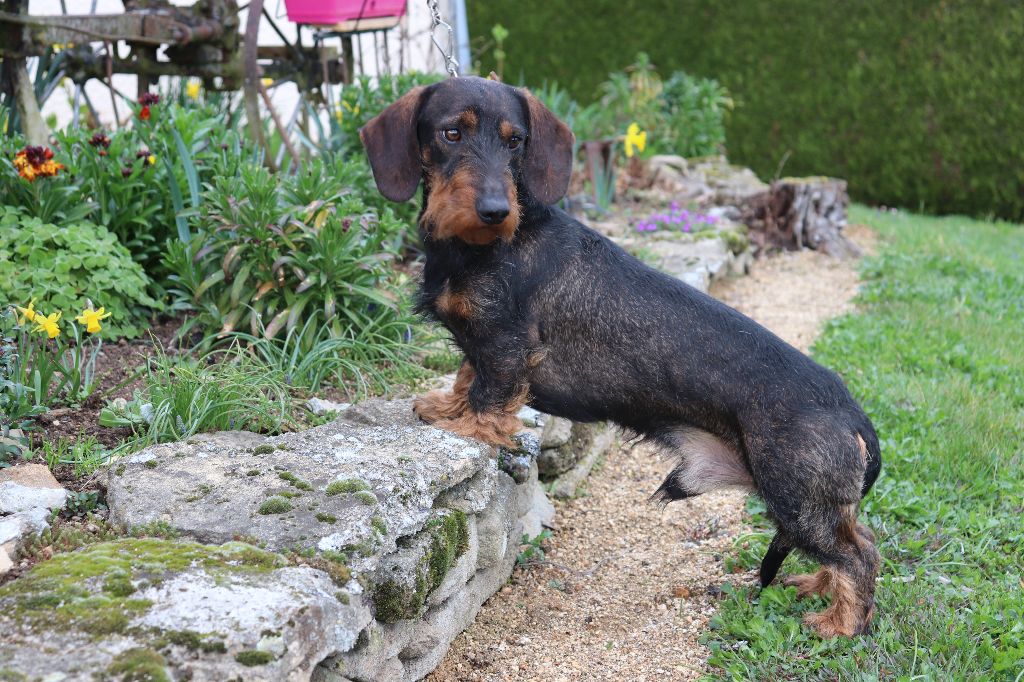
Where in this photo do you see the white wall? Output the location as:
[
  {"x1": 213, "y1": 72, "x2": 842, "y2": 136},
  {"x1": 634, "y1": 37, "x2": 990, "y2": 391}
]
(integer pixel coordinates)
[{"x1": 25, "y1": 0, "x2": 459, "y2": 129}]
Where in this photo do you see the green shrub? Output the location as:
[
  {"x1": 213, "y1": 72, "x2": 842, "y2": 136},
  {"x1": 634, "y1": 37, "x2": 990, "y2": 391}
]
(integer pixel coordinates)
[
  {"x1": 469, "y1": 0, "x2": 1024, "y2": 220},
  {"x1": 0, "y1": 207, "x2": 159, "y2": 338},
  {"x1": 165, "y1": 156, "x2": 415, "y2": 348}
]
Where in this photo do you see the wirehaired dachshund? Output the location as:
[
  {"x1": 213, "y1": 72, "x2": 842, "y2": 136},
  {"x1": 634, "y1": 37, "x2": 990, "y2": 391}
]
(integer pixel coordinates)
[{"x1": 360, "y1": 75, "x2": 882, "y2": 638}]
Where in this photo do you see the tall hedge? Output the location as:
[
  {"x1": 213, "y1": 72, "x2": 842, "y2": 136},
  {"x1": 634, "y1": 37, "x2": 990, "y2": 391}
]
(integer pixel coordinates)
[{"x1": 468, "y1": 1, "x2": 1024, "y2": 221}]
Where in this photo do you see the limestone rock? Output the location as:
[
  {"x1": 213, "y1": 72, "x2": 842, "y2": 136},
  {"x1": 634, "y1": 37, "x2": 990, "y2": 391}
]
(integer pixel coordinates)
[
  {"x1": 540, "y1": 416, "x2": 573, "y2": 449},
  {"x1": 0, "y1": 537, "x2": 371, "y2": 682},
  {"x1": 104, "y1": 402, "x2": 493, "y2": 574},
  {"x1": 0, "y1": 464, "x2": 67, "y2": 513},
  {"x1": 548, "y1": 423, "x2": 618, "y2": 499},
  {"x1": 307, "y1": 398, "x2": 352, "y2": 416}
]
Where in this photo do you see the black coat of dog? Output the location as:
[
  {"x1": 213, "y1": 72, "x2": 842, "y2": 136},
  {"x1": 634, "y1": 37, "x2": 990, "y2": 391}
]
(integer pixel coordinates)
[{"x1": 361, "y1": 76, "x2": 882, "y2": 638}]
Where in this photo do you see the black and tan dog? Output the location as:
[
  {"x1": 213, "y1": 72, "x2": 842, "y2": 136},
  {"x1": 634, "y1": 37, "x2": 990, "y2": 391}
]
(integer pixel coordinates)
[{"x1": 360, "y1": 76, "x2": 882, "y2": 638}]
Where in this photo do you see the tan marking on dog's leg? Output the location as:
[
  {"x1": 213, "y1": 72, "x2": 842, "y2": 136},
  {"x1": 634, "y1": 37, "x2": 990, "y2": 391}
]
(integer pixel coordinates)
[
  {"x1": 413, "y1": 362, "x2": 474, "y2": 423},
  {"x1": 433, "y1": 409, "x2": 521, "y2": 447},
  {"x1": 784, "y1": 568, "x2": 834, "y2": 599},
  {"x1": 856, "y1": 433, "x2": 868, "y2": 464},
  {"x1": 802, "y1": 568, "x2": 862, "y2": 638}
]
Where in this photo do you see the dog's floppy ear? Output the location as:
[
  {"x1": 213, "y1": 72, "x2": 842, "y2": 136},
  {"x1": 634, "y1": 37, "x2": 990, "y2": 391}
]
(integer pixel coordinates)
[
  {"x1": 518, "y1": 88, "x2": 575, "y2": 205},
  {"x1": 359, "y1": 86, "x2": 426, "y2": 202}
]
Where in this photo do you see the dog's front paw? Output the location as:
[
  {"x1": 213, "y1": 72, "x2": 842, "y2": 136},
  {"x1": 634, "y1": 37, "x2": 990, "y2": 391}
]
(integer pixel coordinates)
[
  {"x1": 433, "y1": 412, "x2": 518, "y2": 448},
  {"x1": 413, "y1": 389, "x2": 467, "y2": 424}
]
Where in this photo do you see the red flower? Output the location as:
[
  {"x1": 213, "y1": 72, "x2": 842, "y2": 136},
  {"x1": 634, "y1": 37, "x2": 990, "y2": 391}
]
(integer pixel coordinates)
[
  {"x1": 139, "y1": 105, "x2": 151, "y2": 121},
  {"x1": 139, "y1": 92, "x2": 160, "y2": 106},
  {"x1": 13, "y1": 145, "x2": 64, "y2": 181},
  {"x1": 88, "y1": 133, "x2": 111, "y2": 148}
]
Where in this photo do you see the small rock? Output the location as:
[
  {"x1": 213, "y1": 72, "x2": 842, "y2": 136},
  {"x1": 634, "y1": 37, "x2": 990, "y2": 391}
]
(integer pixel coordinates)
[
  {"x1": 0, "y1": 546, "x2": 12, "y2": 576},
  {"x1": 307, "y1": 397, "x2": 352, "y2": 416},
  {"x1": 540, "y1": 417, "x2": 573, "y2": 449},
  {"x1": 0, "y1": 464, "x2": 67, "y2": 514},
  {"x1": 516, "y1": 406, "x2": 547, "y2": 428}
]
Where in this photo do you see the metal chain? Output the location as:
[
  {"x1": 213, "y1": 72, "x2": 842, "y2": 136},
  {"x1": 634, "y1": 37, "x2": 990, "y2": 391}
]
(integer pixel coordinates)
[{"x1": 427, "y1": 0, "x2": 459, "y2": 77}]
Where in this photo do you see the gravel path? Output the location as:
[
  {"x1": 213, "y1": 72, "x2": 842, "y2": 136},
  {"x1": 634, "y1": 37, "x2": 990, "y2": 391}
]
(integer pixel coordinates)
[{"x1": 428, "y1": 228, "x2": 873, "y2": 682}]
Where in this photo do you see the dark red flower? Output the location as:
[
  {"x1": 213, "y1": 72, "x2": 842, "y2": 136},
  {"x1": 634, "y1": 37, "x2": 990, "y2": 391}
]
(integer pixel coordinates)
[
  {"x1": 139, "y1": 106, "x2": 151, "y2": 121},
  {"x1": 121, "y1": 167, "x2": 133, "y2": 178},
  {"x1": 135, "y1": 149, "x2": 151, "y2": 159},
  {"x1": 88, "y1": 133, "x2": 111, "y2": 148},
  {"x1": 138, "y1": 92, "x2": 160, "y2": 106},
  {"x1": 98, "y1": 150, "x2": 108, "y2": 157}
]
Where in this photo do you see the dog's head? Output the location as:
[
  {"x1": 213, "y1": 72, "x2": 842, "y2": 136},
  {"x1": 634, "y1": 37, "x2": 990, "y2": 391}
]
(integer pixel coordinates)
[{"x1": 360, "y1": 76, "x2": 574, "y2": 245}]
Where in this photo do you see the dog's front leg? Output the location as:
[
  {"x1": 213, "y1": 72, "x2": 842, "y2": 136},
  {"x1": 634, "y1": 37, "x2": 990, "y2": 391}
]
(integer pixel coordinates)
[{"x1": 414, "y1": 345, "x2": 529, "y2": 447}]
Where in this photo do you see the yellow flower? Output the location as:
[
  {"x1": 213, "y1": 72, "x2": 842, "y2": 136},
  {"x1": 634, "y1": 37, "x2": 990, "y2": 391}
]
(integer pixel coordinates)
[
  {"x1": 335, "y1": 106, "x2": 343, "y2": 123},
  {"x1": 75, "y1": 306, "x2": 112, "y2": 334},
  {"x1": 624, "y1": 122, "x2": 647, "y2": 158},
  {"x1": 33, "y1": 311, "x2": 61, "y2": 339},
  {"x1": 147, "y1": 154, "x2": 157, "y2": 166},
  {"x1": 261, "y1": 77, "x2": 273, "y2": 87},
  {"x1": 185, "y1": 80, "x2": 201, "y2": 100},
  {"x1": 16, "y1": 301, "x2": 37, "y2": 325}
]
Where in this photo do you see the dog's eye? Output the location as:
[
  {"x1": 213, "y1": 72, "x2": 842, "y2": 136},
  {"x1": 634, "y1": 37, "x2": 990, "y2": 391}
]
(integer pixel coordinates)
[
  {"x1": 507, "y1": 135, "x2": 522, "y2": 150},
  {"x1": 442, "y1": 128, "x2": 461, "y2": 142}
]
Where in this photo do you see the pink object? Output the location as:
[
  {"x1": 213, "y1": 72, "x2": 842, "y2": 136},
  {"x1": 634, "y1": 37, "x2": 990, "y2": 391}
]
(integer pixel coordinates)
[{"x1": 283, "y1": 0, "x2": 407, "y2": 25}]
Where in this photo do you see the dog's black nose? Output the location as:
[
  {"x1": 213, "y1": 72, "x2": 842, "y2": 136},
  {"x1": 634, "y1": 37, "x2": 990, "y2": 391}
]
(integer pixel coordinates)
[{"x1": 476, "y1": 196, "x2": 510, "y2": 225}]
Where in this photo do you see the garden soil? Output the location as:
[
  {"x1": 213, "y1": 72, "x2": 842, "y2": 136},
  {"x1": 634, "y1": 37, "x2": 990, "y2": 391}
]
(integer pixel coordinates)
[{"x1": 427, "y1": 225, "x2": 875, "y2": 682}]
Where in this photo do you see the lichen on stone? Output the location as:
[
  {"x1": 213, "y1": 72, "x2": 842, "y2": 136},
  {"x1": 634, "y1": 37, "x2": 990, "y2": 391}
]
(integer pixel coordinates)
[{"x1": 252, "y1": 445, "x2": 276, "y2": 455}]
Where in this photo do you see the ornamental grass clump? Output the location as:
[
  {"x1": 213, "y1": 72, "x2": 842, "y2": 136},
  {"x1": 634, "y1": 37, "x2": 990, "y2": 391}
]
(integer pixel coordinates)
[{"x1": 165, "y1": 155, "x2": 422, "y2": 394}]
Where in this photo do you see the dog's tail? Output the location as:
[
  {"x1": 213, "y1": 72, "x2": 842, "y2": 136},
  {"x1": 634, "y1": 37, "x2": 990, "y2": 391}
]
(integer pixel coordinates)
[{"x1": 759, "y1": 426, "x2": 881, "y2": 588}]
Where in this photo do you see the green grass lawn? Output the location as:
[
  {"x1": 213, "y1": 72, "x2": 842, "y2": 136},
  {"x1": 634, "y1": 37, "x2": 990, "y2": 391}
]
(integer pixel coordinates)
[{"x1": 704, "y1": 205, "x2": 1024, "y2": 680}]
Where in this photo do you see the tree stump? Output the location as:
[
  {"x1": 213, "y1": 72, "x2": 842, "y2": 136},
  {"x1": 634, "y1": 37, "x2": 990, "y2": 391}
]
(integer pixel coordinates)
[{"x1": 741, "y1": 177, "x2": 860, "y2": 258}]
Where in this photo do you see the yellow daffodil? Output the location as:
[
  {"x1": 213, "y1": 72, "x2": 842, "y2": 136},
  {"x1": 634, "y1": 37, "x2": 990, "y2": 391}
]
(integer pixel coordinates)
[
  {"x1": 75, "y1": 306, "x2": 112, "y2": 334},
  {"x1": 147, "y1": 154, "x2": 157, "y2": 166},
  {"x1": 185, "y1": 80, "x2": 201, "y2": 100},
  {"x1": 261, "y1": 77, "x2": 273, "y2": 87},
  {"x1": 335, "y1": 106, "x2": 343, "y2": 123},
  {"x1": 16, "y1": 301, "x2": 37, "y2": 325},
  {"x1": 624, "y1": 122, "x2": 647, "y2": 158},
  {"x1": 33, "y1": 311, "x2": 61, "y2": 339}
]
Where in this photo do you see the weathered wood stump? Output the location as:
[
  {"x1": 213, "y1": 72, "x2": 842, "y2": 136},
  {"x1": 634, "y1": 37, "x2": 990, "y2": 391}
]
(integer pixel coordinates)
[{"x1": 741, "y1": 177, "x2": 861, "y2": 258}]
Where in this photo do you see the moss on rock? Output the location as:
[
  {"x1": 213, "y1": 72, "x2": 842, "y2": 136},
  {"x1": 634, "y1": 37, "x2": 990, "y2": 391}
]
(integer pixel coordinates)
[
  {"x1": 373, "y1": 509, "x2": 469, "y2": 623},
  {"x1": 325, "y1": 478, "x2": 369, "y2": 496},
  {"x1": 235, "y1": 649, "x2": 275, "y2": 666},
  {"x1": 258, "y1": 497, "x2": 292, "y2": 514},
  {"x1": 105, "y1": 647, "x2": 170, "y2": 681},
  {"x1": 0, "y1": 538, "x2": 284, "y2": 638}
]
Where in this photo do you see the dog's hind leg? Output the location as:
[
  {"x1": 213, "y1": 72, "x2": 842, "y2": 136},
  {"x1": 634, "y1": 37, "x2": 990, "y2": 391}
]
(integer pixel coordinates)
[
  {"x1": 759, "y1": 531, "x2": 793, "y2": 588},
  {"x1": 754, "y1": 426, "x2": 881, "y2": 637}
]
